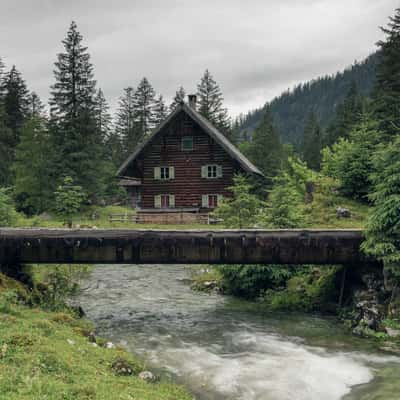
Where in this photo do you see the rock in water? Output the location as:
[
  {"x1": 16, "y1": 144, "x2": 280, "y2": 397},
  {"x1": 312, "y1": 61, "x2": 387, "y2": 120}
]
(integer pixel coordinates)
[{"x1": 139, "y1": 371, "x2": 156, "y2": 382}]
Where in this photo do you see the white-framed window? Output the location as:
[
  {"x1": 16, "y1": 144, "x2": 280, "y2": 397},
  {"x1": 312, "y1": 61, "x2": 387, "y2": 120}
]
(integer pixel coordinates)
[
  {"x1": 201, "y1": 194, "x2": 223, "y2": 209},
  {"x1": 201, "y1": 164, "x2": 223, "y2": 179},
  {"x1": 181, "y1": 136, "x2": 194, "y2": 151},
  {"x1": 154, "y1": 166, "x2": 175, "y2": 180},
  {"x1": 154, "y1": 194, "x2": 175, "y2": 208}
]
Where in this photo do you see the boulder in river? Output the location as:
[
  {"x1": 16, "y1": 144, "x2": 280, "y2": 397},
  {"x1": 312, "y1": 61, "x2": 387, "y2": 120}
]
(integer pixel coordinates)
[{"x1": 139, "y1": 371, "x2": 156, "y2": 382}]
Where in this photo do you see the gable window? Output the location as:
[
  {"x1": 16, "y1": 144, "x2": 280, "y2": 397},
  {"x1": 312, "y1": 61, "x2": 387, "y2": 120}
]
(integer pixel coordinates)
[
  {"x1": 201, "y1": 194, "x2": 223, "y2": 209},
  {"x1": 201, "y1": 164, "x2": 223, "y2": 179},
  {"x1": 154, "y1": 166, "x2": 175, "y2": 180},
  {"x1": 155, "y1": 194, "x2": 175, "y2": 208},
  {"x1": 181, "y1": 136, "x2": 194, "y2": 151}
]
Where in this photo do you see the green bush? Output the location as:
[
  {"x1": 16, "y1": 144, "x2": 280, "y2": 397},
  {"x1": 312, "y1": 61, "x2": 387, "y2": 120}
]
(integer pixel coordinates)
[{"x1": 0, "y1": 187, "x2": 18, "y2": 226}]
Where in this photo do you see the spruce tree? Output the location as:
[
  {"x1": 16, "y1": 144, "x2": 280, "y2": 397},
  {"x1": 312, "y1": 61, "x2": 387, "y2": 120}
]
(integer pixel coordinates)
[
  {"x1": 325, "y1": 81, "x2": 364, "y2": 146},
  {"x1": 0, "y1": 57, "x2": 5, "y2": 98},
  {"x1": 133, "y1": 77, "x2": 156, "y2": 139},
  {"x1": 302, "y1": 111, "x2": 323, "y2": 170},
  {"x1": 0, "y1": 105, "x2": 13, "y2": 185},
  {"x1": 0, "y1": 65, "x2": 30, "y2": 184},
  {"x1": 245, "y1": 106, "x2": 283, "y2": 182},
  {"x1": 1, "y1": 65, "x2": 30, "y2": 144},
  {"x1": 49, "y1": 21, "x2": 104, "y2": 198},
  {"x1": 321, "y1": 114, "x2": 380, "y2": 200},
  {"x1": 196, "y1": 69, "x2": 232, "y2": 139},
  {"x1": 154, "y1": 95, "x2": 168, "y2": 126},
  {"x1": 27, "y1": 92, "x2": 46, "y2": 118},
  {"x1": 373, "y1": 8, "x2": 400, "y2": 138},
  {"x1": 14, "y1": 115, "x2": 53, "y2": 214},
  {"x1": 170, "y1": 86, "x2": 186, "y2": 111},
  {"x1": 115, "y1": 86, "x2": 138, "y2": 156},
  {"x1": 93, "y1": 88, "x2": 112, "y2": 143},
  {"x1": 362, "y1": 133, "x2": 400, "y2": 293}
]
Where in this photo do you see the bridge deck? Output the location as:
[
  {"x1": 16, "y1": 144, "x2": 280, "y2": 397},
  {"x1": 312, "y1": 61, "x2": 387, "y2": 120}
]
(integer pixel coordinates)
[{"x1": 0, "y1": 228, "x2": 378, "y2": 265}]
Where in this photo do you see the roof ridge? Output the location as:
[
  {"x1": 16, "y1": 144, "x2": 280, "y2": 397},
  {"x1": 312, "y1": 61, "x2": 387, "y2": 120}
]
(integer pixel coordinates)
[{"x1": 117, "y1": 102, "x2": 263, "y2": 176}]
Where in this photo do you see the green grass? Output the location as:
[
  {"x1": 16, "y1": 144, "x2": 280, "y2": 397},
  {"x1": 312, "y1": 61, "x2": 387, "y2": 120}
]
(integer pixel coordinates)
[
  {"x1": 309, "y1": 190, "x2": 370, "y2": 229},
  {"x1": 0, "y1": 278, "x2": 191, "y2": 400},
  {"x1": 14, "y1": 205, "x2": 212, "y2": 230},
  {"x1": 13, "y1": 200, "x2": 370, "y2": 231}
]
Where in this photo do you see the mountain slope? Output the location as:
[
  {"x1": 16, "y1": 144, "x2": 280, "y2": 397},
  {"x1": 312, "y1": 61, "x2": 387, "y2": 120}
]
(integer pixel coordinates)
[{"x1": 239, "y1": 52, "x2": 380, "y2": 146}]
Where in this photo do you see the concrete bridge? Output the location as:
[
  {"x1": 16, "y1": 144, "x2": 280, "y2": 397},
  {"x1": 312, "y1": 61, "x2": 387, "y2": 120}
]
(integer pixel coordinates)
[{"x1": 0, "y1": 228, "x2": 379, "y2": 266}]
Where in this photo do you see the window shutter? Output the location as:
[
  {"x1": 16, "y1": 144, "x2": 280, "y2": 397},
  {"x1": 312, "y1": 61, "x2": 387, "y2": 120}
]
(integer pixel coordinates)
[
  {"x1": 170, "y1": 166, "x2": 175, "y2": 179},
  {"x1": 202, "y1": 194, "x2": 209, "y2": 208},
  {"x1": 217, "y1": 194, "x2": 223, "y2": 206},
  {"x1": 154, "y1": 195, "x2": 161, "y2": 208},
  {"x1": 201, "y1": 166, "x2": 208, "y2": 178},
  {"x1": 169, "y1": 194, "x2": 175, "y2": 208},
  {"x1": 217, "y1": 165, "x2": 223, "y2": 178},
  {"x1": 154, "y1": 167, "x2": 161, "y2": 180}
]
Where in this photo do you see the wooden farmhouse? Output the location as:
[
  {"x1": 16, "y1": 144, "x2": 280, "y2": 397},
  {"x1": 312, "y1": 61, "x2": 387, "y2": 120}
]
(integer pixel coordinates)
[{"x1": 117, "y1": 95, "x2": 262, "y2": 223}]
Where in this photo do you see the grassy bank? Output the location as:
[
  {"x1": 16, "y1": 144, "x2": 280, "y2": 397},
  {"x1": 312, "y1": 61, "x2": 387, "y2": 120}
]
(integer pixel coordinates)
[
  {"x1": 12, "y1": 196, "x2": 370, "y2": 230},
  {"x1": 0, "y1": 274, "x2": 192, "y2": 400}
]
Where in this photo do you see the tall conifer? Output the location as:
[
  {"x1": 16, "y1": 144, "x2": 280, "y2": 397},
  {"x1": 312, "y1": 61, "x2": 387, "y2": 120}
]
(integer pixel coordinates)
[
  {"x1": 133, "y1": 77, "x2": 156, "y2": 139},
  {"x1": 373, "y1": 8, "x2": 400, "y2": 138},
  {"x1": 196, "y1": 69, "x2": 232, "y2": 140},
  {"x1": 115, "y1": 86, "x2": 138, "y2": 156},
  {"x1": 154, "y1": 95, "x2": 168, "y2": 126},
  {"x1": 49, "y1": 21, "x2": 104, "y2": 198},
  {"x1": 302, "y1": 111, "x2": 323, "y2": 170},
  {"x1": 170, "y1": 86, "x2": 186, "y2": 111},
  {"x1": 245, "y1": 106, "x2": 282, "y2": 182}
]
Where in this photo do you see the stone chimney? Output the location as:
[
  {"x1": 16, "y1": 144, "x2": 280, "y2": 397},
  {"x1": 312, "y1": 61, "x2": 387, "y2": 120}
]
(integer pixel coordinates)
[{"x1": 188, "y1": 94, "x2": 197, "y2": 110}]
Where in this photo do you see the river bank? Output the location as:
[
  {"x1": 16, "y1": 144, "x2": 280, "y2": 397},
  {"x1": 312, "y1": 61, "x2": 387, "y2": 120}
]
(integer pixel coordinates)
[
  {"x1": 0, "y1": 271, "x2": 192, "y2": 400},
  {"x1": 76, "y1": 264, "x2": 400, "y2": 400}
]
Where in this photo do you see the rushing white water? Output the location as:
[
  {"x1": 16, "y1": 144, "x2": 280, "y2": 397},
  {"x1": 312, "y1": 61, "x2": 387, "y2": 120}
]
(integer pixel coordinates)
[{"x1": 76, "y1": 264, "x2": 400, "y2": 400}]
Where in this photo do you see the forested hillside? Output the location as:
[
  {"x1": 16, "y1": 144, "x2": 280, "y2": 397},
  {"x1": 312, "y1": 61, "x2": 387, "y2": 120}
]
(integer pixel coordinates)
[{"x1": 237, "y1": 52, "x2": 379, "y2": 146}]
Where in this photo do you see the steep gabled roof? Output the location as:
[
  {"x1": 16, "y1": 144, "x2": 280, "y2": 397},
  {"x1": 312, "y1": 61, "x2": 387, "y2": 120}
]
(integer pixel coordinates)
[{"x1": 117, "y1": 101, "x2": 263, "y2": 176}]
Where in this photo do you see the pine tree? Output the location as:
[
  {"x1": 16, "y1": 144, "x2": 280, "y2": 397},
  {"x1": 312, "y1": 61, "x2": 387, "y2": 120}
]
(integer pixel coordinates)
[
  {"x1": 362, "y1": 133, "x2": 400, "y2": 292},
  {"x1": 0, "y1": 65, "x2": 30, "y2": 184},
  {"x1": 302, "y1": 111, "x2": 323, "y2": 170},
  {"x1": 262, "y1": 173, "x2": 307, "y2": 229},
  {"x1": 93, "y1": 88, "x2": 112, "y2": 143},
  {"x1": 49, "y1": 21, "x2": 104, "y2": 198},
  {"x1": 0, "y1": 57, "x2": 5, "y2": 98},
  {"x1": 170, "y1": 86, "x2": 186, "y2": 111},
  {"x1": 212, "y1": 175, "x2": 264, "y2": 228},
  {"x1": 321, "y1": 114, "x2": 380, "y2": 200},
  {"x1": 154, "y1": 95, "x2": 168, "y2": 126},
  {"x1": 196, "y1": 69, "x2": 232, "y2": 139},
  {"x1": 14, "y1": 115, "x2": 54, "y2": 214},
  {"x1": 373, "y1": 8, "x2": 400, "y2": 138},
  {"x1": 1, "y1": 65, "x2": 30, "y2": 144},
  {"x1": 27, "y1": 92, "x2": 46, "y2": 118},
  {"x1": 325, "y1": 81, "x2": 364, "y2": 146},
  {"x1": 133, "y1": 77, "x2": 156, "y2": 139},
  {"x1": 0, "y1": 106, "x2": 13, "y2": 185},
  {"x1": 115, "y1": 86, "x2": 138, "y2": 156},
  {"x1": 244, "y1": 106, "x2": 283, "y2": 182}
]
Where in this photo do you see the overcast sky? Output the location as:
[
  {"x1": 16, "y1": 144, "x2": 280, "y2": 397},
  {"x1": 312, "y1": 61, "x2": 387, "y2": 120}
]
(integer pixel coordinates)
[{"x1": 0, "y1": 0, "x2": 398, "y2": 116}]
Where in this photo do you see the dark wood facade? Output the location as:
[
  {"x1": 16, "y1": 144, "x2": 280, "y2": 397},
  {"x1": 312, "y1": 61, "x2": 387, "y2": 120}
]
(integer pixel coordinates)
[{"x1": 118, "y1": 100, "x2": 262, "y2": 212}]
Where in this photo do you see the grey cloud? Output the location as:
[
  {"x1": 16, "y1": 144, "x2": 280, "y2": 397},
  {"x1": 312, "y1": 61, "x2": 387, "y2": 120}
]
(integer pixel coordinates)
[{"x1": 0, "y1": 0, "x2": 398, "y2": 117}]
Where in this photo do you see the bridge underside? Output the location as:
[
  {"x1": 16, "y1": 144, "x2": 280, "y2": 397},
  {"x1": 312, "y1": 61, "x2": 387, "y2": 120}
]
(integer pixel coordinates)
[{"x1": 0, "y1": 229, "x2": 379, "y2": 266}]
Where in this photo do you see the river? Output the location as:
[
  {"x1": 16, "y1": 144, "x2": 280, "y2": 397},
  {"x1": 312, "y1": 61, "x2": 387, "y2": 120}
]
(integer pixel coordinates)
[{"x1": 76, "y1": 264, "x2": 400, "y2": 400}]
